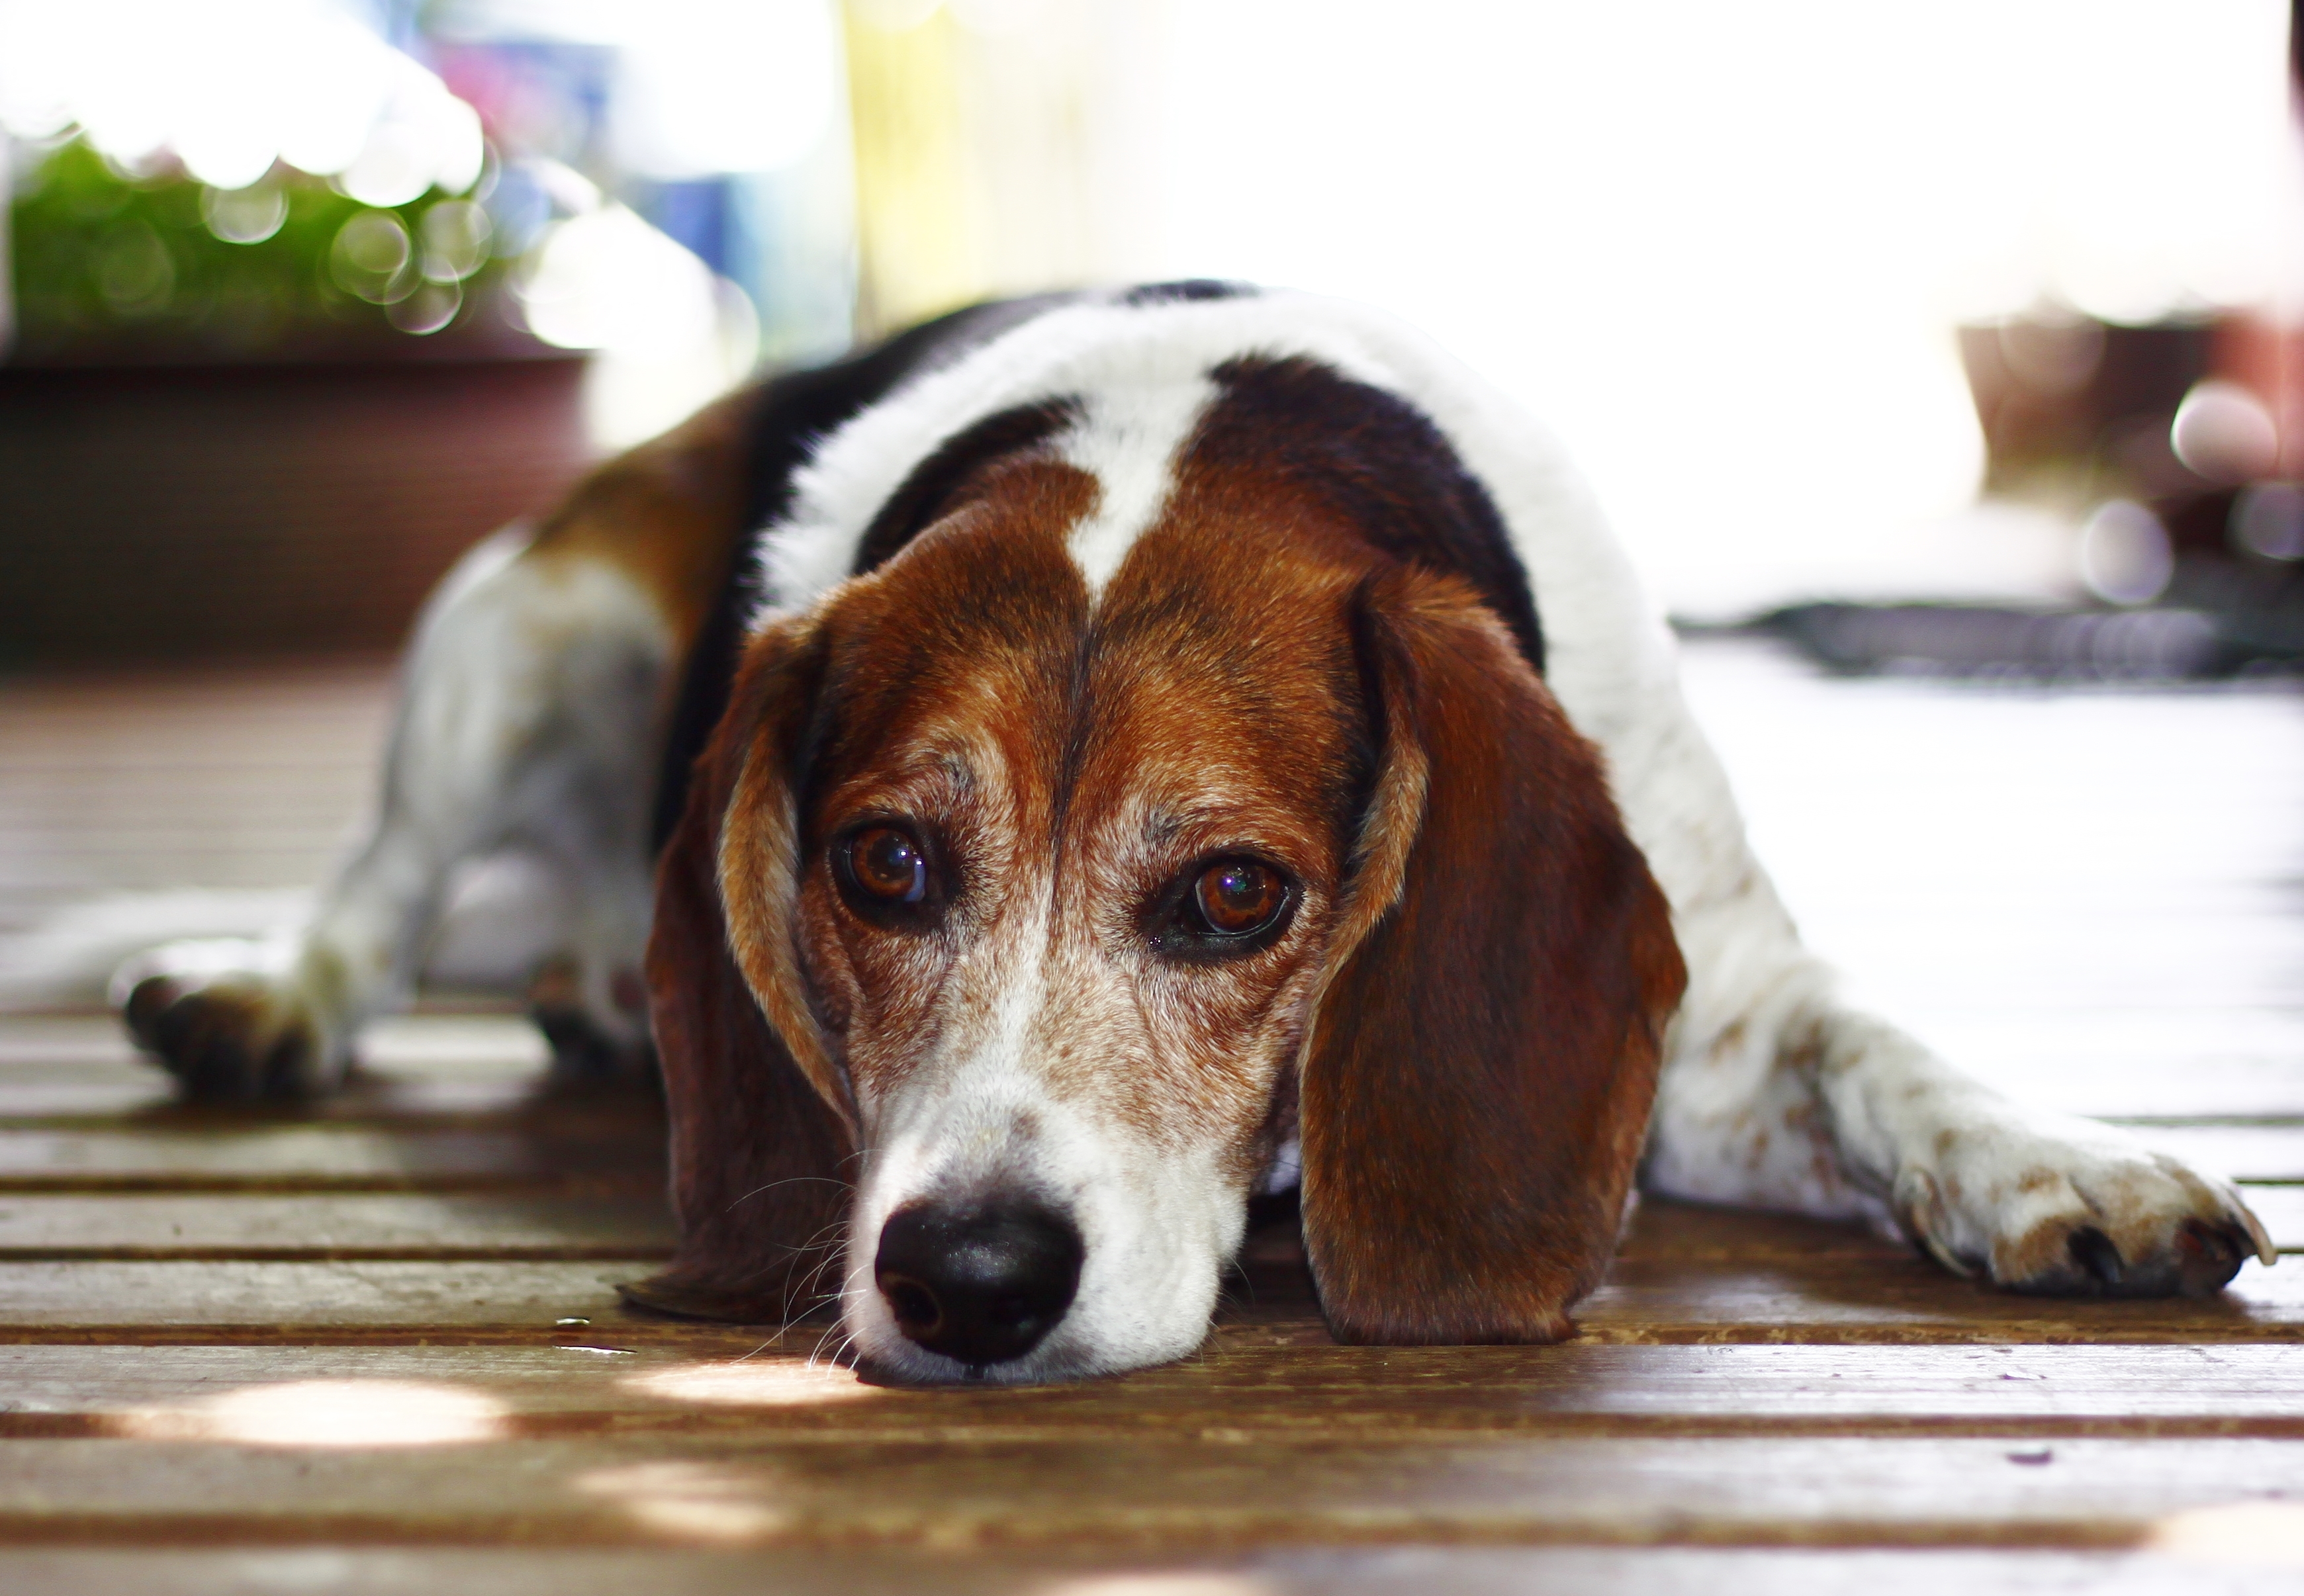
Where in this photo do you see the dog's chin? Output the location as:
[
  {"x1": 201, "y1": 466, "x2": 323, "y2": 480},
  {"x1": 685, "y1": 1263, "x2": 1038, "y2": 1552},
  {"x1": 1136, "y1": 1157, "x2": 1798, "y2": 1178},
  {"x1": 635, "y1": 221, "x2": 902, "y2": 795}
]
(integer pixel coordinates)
[
  {"x1": 841, "y1": 1299, "x2": 1215, "y2": 1387},
  {"x1": 850, "y1": 1335, "x2": 1083, "y2": 1388}
]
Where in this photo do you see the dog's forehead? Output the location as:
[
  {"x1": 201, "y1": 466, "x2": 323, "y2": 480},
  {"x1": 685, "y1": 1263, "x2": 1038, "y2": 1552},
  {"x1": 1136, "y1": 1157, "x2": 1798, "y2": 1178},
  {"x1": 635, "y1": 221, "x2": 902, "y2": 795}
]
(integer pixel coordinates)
[
  {"x1": 1072, "y1": 529, "x2": 1369, "y2": 847},
  {"x1": 811, "y1": 455, "x2": 1091, "y2": 788},
  {"x1": 817, "y1": 427, "x2": 1369, "y2": 840}
]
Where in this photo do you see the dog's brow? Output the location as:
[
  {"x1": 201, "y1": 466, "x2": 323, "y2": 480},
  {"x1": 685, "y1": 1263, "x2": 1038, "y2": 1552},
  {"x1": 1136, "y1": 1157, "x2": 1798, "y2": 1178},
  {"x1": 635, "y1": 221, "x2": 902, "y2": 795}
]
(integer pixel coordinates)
[
  {"x1": 875, "y1": 725, "x2": 990, "y2": 781},
  {"x1": 1132, "y1": 802, "x2": 1299, "y2": 859},
  {"x1": 1141, "y1": 809, "x2": 1187, "y2": 848},
  {"x1": 829, "y1": 743, "x2": 982, "y2": 818},
  {"x1": 915, "y1": 748, "x2": 977, "y2": 792}
]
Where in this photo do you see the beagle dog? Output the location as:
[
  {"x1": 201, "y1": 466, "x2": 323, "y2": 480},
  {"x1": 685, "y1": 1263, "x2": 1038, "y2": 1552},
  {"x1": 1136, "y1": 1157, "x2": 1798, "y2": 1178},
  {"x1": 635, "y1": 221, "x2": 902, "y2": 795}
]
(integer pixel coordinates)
[{"x1": 116, "y1": 284, "x2": 2275, "y2": 1382}]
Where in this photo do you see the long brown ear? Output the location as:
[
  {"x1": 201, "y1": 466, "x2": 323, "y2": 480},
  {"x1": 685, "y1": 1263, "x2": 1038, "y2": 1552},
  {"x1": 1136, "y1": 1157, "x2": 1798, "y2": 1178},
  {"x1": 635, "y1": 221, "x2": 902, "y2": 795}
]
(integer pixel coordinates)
[
  {"x1": 619, "y1": 619, "x2": 858, "y2": 1324},
  {"x1": 1298, "y1": 569, "x2": 1686, "y2": 1344}
]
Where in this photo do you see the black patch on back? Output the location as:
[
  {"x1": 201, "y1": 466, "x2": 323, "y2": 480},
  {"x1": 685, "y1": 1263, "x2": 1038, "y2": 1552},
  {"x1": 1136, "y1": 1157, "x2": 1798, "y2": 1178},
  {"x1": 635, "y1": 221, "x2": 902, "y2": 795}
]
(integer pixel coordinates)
[
  {"x1": 1121, "y1": 279, "x2": 1258, "y2": 306},
  {"x1": 650, "y1": 295, "x2": 1082, "y2": 850},
  {"x1": 849, "y1": 398, "x2": 1082, "y2": 576},
  {"x1": 1201, "y1": 356, "x2": 1544, "y2": 675}
]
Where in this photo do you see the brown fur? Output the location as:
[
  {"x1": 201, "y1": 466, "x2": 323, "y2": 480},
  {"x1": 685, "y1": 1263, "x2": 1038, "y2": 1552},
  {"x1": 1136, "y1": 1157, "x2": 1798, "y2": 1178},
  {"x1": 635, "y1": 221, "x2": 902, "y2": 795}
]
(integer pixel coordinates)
[
  {"x1": 528, "y1": 384, "x2": 766, "y2": 654},
  {"x1": 777, "y1": 457, "x2": 1102, "y2": 1116},
  {"x1": 620, "y1": 619, "x2": 856, "y2": 1323},
  {"x1": 1295, "y1": 568, "x2": 1684, "y2": 1343}
]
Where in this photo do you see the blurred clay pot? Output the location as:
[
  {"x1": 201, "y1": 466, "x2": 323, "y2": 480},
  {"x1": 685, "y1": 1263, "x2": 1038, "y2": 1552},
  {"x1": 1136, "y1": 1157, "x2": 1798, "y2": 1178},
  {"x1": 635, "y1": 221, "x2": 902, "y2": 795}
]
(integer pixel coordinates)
[{"x1": 0, "y1": 354, "x2": 589, "y2": 664}]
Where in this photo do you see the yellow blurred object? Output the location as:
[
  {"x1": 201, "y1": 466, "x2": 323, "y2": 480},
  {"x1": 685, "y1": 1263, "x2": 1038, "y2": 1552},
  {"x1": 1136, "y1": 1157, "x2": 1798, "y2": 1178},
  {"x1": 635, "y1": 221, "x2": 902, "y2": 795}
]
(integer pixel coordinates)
[
  {"x1": 842, "y1": 0, "x2": 1159, "y2": 338},
  {"x1": 845, "y1": 1, "x2": 979, "y2": 336}
]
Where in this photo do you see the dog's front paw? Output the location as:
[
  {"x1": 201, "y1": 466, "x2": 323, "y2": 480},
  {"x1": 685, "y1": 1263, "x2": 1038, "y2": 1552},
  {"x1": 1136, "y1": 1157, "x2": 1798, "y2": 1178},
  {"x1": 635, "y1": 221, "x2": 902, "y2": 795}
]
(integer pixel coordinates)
[
  {"x1": 1892, "y1": 1118, "x2": 2275, "y2": 1300},
  {"x1": 526, "y1": 955, "x2": 656, "y2": 1086},
  {"x1": 111, "y1": 938, "x2": 337, "y2": 1099}
]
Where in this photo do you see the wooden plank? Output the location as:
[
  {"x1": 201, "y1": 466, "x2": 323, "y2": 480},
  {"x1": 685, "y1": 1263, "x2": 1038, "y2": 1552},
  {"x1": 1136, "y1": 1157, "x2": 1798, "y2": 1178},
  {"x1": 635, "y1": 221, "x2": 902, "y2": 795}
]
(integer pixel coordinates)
[
  {"x1": 1576, "y1": 1260, "x2": 2304, "y2": 1346},
  {"x1": 1682, "y1": 646, "x2": 2304, "y2": 1064},
  {"x1": 1606, "y1": 1182, "x2": 2303, "y2": 1266},
  {"x1": 0, "y1": 1065, "x2": 2285, "y2": 1180},
  {"x1": 3, "y1": 1077, "x2": 2278, "y2": 1164},
  {"x1": 2105, "y1": 1124, "x2": 2304, "y2": 1184},
  {"x1": 0, "y1": 1208, "x2": 2291, "y2": 1343},
  {"x1": 0, "y1": 1077, "x2": 545, "y2": 1122},
  {"x1": 0, "y1": 1015, "x2": 547, "y2": 1077},
  {"x1": 0, "y1": 1128, "x2": 659, "y2": 1192},
  {"x1": 2233, "y1": 1184, "x2": 2304, "y2": 1251},
  {"x1": 6, "y1": 1344, "x2": 2304, "y2": 1439},
  {"x1": 0, "y1": 1194, "x2": 673, "y2": 1260},
  {"x1": 1604, "y1": 1197, "x2": 2290, "y2": 1268},
  {"x1": 0, "y1": 1434, "x2": 2297, "y2": 1550},
  {"x1": 0, "y1": 1546, "x2": 2271, "y2": 1596},
  {"x1": 0, "y1": 660, "x2": 379, "y2": 948},
  {"x1": 0, "y1": 1261, "x2": 644, "y2": 1338}
]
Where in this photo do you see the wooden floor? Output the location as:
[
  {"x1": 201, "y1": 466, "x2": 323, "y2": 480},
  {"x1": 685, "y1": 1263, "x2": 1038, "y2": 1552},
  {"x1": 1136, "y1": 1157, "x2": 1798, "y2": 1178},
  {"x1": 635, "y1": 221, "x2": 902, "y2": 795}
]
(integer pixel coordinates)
[{"x1": 1, "y1": 639, "x2": 2301, "y2": 1592}]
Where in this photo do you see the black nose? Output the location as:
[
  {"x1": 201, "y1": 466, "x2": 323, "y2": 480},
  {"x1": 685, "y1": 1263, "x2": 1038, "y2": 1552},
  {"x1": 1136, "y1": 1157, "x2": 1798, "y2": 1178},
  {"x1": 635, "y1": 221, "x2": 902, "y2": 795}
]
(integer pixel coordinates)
[{"x1": 874, "y1": 1199, "x2": 1083, "y2": 1368}]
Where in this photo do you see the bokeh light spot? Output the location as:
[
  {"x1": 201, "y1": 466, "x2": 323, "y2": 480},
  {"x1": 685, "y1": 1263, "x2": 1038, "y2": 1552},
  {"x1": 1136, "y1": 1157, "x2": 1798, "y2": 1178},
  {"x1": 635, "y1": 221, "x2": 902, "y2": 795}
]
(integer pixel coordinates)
[
  {"x1": 2078, "y1": 500, "x2": 2174, "y2": 607},
  {"x1": 330, "y1": 209, "x2": 416, "y2": 304},
  {"x1": 118, "y1": 1379, "x2": 509, "y2": 1448},
  {"x1": 623, "y1": 1358, "x2": 884, "y2": 1407},
  {"x1": 202, "y1": 181, "x2": 288, "y2": 245}
]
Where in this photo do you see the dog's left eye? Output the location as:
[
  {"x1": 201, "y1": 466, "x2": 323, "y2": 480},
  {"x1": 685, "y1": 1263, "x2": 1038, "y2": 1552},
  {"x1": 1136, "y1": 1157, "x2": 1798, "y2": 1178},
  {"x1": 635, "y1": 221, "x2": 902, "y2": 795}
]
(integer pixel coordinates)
[
  {"x1": 1151, "y1": 856, "x2": 1295, "y2": 957},
  {"x1": 1196, "y1": 860, "x2": 1285, "y2": 934}
]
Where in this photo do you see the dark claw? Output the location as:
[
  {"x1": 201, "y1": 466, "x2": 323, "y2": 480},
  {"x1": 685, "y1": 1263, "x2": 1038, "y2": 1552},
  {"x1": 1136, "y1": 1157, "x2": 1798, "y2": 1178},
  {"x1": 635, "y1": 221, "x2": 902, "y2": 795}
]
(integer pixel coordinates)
[
  {"x1": 120, "y1": 974, "x2": 181, "y2": 1051},
  {"x1": 2174, "y1": 1219, "x2": 2247, "y2": 1299},
  {"x1": 2068, "y1": 1226, "x2": 2125, "y2": 1287},
  {"x1": 531, "y1": 1006, "x2": 656, "y2": 1089},
  {"x1": 259, "y1": 1028, "x2": 314, "y2": 1099},
  {"x1": 177, "y1": 1025, "x2": 260, "y2": 1101}
]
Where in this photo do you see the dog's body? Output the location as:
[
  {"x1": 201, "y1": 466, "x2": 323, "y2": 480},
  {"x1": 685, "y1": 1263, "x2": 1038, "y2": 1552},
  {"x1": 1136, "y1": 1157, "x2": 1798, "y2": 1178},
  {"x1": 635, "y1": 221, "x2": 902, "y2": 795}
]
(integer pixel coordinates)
[{"x1": 118, "y1": 286, "x2": 2273, "y2": 1382}]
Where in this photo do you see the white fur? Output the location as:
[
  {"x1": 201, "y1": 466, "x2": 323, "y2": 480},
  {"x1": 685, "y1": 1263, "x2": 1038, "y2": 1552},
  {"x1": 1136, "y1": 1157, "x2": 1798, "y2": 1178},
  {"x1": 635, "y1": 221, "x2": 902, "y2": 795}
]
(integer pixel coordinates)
[{"x1": 1062, "y1": 377, "x2": 1217, "y2": 597}]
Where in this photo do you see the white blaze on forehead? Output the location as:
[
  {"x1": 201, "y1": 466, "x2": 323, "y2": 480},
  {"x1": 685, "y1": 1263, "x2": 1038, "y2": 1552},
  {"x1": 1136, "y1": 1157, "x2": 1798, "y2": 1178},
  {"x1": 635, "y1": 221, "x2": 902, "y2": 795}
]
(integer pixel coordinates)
[{"x1": 1062, "y1": 378, "x2": 1216, "y2": 599}]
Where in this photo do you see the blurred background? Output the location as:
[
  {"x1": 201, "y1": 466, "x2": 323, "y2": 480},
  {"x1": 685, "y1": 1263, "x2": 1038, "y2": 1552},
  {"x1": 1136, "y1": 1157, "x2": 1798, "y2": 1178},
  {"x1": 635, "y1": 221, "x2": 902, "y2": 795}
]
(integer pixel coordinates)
[
  {"x1": 1, "y1": 1, "x2": 2302, "y2": 1137},
  {"x1": 5, "y1": 0, "x2": 2304, "y2": 660}
]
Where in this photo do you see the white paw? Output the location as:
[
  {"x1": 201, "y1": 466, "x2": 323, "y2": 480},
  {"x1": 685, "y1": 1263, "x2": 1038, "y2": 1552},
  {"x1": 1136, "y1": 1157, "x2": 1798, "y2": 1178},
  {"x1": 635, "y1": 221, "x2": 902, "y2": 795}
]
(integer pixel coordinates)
[
  {"x1": 111, "y1": 938, "x2": 343, "y2": 1099},
  {"x1": 1891, "y1": 1114, "x2": 2274, "y2": 1299}
]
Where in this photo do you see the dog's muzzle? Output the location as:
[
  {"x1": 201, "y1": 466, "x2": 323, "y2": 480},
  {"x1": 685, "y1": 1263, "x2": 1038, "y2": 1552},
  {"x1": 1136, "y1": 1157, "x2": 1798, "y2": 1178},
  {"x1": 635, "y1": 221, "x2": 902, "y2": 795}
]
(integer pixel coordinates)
[{"x1": 873, "y1": 1198, "x2": 1083, "y2": 1370}]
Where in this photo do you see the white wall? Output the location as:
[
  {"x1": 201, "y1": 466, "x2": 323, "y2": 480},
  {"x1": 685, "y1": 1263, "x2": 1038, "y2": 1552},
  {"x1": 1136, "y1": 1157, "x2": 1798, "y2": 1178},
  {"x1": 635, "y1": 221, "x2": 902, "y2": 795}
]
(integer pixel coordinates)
[{"x1": 1149, "y1": 0, "x2": 2304, "y2": 615}]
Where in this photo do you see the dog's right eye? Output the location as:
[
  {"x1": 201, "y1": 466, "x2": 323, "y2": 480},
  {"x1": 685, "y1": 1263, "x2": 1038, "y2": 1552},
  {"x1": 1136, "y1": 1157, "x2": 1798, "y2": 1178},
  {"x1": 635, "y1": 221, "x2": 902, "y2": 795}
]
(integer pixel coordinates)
[
  {"x1": 850, "y1": 827, "x2": 926, "y2": 901},
  {"x1": 836, "y1": 824, "x2": 935, "y2": 920}
]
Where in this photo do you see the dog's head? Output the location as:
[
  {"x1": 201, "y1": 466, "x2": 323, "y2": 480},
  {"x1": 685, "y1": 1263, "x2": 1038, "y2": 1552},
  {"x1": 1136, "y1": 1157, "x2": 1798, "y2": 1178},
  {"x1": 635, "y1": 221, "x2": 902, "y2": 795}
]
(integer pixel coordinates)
[{"x1": 631, "y1": 339, "x2": 1684, "y2": 1382}]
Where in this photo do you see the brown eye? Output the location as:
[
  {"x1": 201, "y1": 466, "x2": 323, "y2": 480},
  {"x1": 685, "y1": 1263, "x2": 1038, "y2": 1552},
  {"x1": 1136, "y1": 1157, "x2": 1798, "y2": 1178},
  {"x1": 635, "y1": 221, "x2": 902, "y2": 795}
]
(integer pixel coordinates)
[
  {"x1": 1193, "y1": 859, "x2": 1285, "y2": 936},
  {"x1": 846, "y1": 826, "x2": 927, "y2": 904}
]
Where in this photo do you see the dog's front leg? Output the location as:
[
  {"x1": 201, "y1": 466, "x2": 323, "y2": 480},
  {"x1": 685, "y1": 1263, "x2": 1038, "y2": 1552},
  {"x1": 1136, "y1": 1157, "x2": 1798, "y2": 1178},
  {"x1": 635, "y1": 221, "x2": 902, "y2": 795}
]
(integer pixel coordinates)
[
  {"x1": 1643, "y1": 915, "x2": 2275, "y2": 1297},
  {"x1": 1607, "y1": 674, "x2": 2274, "y2": 1298},
  {"x1": 116, "y1": 532, "x2": 672, "y2": 1097},
  {"x1": 1794, "y1": 1002, "x2": 2275, "y2": 1296}
]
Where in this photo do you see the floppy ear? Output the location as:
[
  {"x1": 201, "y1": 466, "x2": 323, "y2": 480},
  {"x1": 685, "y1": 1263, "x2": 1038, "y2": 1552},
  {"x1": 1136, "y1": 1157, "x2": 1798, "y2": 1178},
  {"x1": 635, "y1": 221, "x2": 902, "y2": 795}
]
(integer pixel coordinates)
[
  {"x1": 1297, "y1": 568, "x2": 1686, "y2": 1344},
  {"x1": 619, "y1": 618, "x2": 858, "y2": 1323}
]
